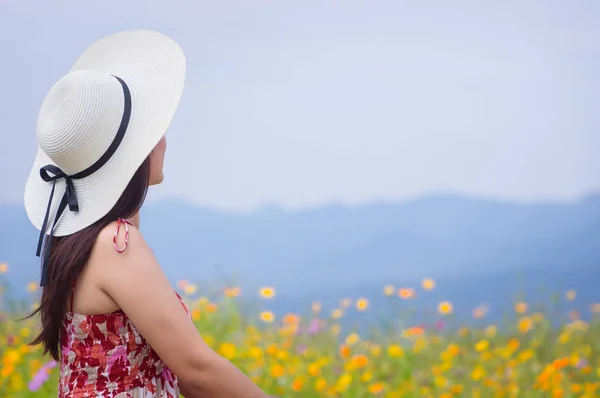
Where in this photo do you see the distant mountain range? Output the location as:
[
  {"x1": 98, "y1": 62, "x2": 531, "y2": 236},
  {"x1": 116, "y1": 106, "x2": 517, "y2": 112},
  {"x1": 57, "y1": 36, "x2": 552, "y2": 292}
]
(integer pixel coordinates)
[{"x1": 1, "y1": 194, "x2": 599, "y2": 322}]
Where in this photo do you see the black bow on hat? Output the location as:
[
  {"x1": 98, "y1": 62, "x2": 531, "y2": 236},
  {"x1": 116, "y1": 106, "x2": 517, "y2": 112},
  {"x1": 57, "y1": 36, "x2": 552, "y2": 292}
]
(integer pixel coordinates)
[{"x1": 35, "y1": 75, "x2": 132, "y2": 286}]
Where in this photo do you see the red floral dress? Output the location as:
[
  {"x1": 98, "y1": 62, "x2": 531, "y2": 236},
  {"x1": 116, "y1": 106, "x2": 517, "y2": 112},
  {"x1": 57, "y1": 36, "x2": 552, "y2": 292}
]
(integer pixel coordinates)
[{"x1": 58, "y1": 219, "x2": 189, "y2": 397}]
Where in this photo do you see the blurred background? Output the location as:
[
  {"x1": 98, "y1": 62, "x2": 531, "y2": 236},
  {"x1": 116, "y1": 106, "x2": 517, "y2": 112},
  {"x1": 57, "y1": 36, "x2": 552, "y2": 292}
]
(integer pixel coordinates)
[{"x1": 1, "y1": 1, "x2": 599, "y2": 325}]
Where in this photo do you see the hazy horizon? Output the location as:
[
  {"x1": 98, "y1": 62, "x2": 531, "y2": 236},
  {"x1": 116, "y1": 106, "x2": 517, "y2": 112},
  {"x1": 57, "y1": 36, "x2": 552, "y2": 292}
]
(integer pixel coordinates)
[{"x1": 1, "y1": 1, "x2": 598, "y2": 213}]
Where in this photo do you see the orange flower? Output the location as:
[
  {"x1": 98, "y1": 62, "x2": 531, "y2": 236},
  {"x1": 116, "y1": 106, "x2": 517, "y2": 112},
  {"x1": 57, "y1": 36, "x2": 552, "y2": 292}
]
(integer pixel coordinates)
[
  {"x1": 518, "y1": 317, "x2": 533, "y2": 333},
  {"x1": 224, "y1": 287, "x2": 241, "y2": 298},
  {"x1": 552, "y1": 357, "x2": 570, "y2": 370},
  {"x1": 403, "y1": 326, "x2": 425, "y2": 338},
  {"x1": 283, "y1": 313, "x2": 300, "y2": 325},
  {"x1": 177, "y1": 279, "x2": 190, "y2": 289},
  {"x1": 339, "y1": 344, "x2": 351, "y2": 359},
  {"x1": 472, "y1": 307, "x2": 486, "y2": 319},
  {"x1": 270, "y1": 363, "x2": 285, "y2": 378},
  {"x1": 191, "y1": 309, "x2": 201, "y2": 321},
  {"x1": 398, "y1": 288, "x2": 415, "y2": 299},
  {"x1": 515, "y1": 302, "x2": 528, "y2": 314},
  {"x1": 368, "y1": 382, "x2": 385, "y2": 394},
  {"x1": 351, "y1": 354, "x2": 369, "y2": 369},
  {"x1": 291, "y1": 377, "x2": 304, "y2": 391}
]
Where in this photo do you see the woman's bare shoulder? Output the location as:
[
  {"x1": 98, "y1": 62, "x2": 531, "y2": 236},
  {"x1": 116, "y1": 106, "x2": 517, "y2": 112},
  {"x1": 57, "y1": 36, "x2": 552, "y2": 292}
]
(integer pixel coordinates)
[{"x1": 89, "y1": 220, "x2": 158, "y2": 285}]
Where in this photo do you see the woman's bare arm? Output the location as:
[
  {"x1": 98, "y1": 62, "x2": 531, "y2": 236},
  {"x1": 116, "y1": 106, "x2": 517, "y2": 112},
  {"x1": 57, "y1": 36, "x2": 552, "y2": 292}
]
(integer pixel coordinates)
[{"x1": 94, "y1": 223, "x2": 268, "y2": 398}]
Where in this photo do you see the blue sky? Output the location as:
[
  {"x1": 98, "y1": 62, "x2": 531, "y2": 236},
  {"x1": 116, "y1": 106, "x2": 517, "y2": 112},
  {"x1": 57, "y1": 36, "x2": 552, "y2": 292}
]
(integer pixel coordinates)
[{"x1": 0, "y1": 1, "x2": 598, "y2": 212}]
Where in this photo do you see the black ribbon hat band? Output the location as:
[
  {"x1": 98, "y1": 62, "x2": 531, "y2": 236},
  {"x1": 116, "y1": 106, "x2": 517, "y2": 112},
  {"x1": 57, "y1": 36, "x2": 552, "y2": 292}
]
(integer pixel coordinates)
[{"x1": 36, "y1": 75, "x2": 132, "y2": 286}]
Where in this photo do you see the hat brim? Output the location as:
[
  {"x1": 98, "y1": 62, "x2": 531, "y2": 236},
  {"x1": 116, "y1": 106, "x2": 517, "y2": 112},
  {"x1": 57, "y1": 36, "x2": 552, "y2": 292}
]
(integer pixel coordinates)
[{"x1": 24, "y1": 29, "x2": 186, "y2": 237}]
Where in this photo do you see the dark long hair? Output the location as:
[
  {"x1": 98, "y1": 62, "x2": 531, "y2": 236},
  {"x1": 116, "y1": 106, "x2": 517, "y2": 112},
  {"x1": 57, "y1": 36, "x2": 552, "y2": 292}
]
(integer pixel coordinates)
[{"x1": 28, "y1": 157, "x2": 151, "y2": 360}]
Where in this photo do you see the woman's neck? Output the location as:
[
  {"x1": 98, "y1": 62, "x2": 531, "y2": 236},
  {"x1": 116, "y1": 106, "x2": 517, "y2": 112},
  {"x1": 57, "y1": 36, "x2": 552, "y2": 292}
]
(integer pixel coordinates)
[{"x1": 127, "y1": 212, "x2": 140, "y2": 229}]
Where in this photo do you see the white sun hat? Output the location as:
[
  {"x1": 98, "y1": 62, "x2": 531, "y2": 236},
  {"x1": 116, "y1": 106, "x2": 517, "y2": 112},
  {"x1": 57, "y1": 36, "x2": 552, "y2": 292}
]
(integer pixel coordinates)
[{"x1": 23, "y1": 29, "x2": 186, "y2": 283}]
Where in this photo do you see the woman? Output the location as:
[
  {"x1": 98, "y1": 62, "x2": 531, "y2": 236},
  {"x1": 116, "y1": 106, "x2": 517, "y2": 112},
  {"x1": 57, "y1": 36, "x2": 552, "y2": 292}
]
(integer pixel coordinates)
[{"x1": 24, "y1": 30, "x2": 267, "y2": 397}]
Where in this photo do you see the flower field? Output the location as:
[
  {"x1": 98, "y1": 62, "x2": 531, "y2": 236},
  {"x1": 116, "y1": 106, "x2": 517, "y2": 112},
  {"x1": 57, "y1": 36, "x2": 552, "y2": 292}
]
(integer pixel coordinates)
[{"x1": 1, "y1": 263, "x2": 600, "y2": 397}]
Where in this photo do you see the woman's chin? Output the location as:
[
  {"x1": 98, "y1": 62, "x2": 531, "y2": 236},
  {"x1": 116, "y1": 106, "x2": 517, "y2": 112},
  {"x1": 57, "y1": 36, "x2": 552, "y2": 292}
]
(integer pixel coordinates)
[{"x1": 149, "y1": 174, "x2": 164, "y2": 186}]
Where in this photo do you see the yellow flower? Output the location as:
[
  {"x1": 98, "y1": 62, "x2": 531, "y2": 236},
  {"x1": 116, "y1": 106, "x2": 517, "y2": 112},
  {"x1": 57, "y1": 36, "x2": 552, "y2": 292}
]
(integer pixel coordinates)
[
  {"x1": 565, "y1": 289, "x2": 576, "y2": 301},
  {"x1": 383, "y1": 284, "x2": 395, "y2": 296},
  {"x1": 438, "y1": 301, "x2": 453, "y2": 315},
  {"x1": 422, "y1": 278, "x2": 435, "y2": 291},
  {"x1": 259, "y1": 286, "x2": 275, "y2": 299},
  {"x1": 518, "y1": 349, "x2": 534, "y2": 362},
  {"x1": 518, "y1": 317, "x2": 533, "y2": 333},
  {"x1": 259, "y1": 311, "x2": 275, "y2": 323},
  {"x1": 335, "y1": 373, "x2": 353, "y2": 392},
  {"x1": 471, "y1": 365, "x2": 486, "y2": 381},
  {"x1": 434, "y1": 375, "x2": 448, "y2": 388},
  {"x1": 345, "y1": 333, "x2": 360, "y2": 345},
  {"x1": 248, "y1": 346, "x2": 263, "y2": 358},
  {"x1": 361, "y1": 371, "x2": 372, "y2": 382},
  {"x1": 515, "y1": 301, "x2": 528, "y2": 314},
  {"x1": 475, "y1": 339, "x2": 489, "y2": 352},
  {"x1": 312, "y1": 301, "x2": 322, "y2": 313},
  {"x1": 308, "y1": 362, "x2": 321, "y2": 376},
  {"x1": 184, "y1": 284, "x2": 197, "y2": 295},
  {"x1": 532, "y1": 312, "x2": 545, "y2": 322},
  {"x1": 26, "y1": 282, "x2": 38, "y2": 293},
  {"x1": 558, "y1": 331, "x2": 570, "y2": 344},
  {"x1": 191, "y1": 309, "x2": 201, "y2": 321},
  {"x1": 218, "y1": 342, "x2": 237, "y2": 360},
  {"x1": 340, "y1": 298, "x2": 352, "y2": 307},
  {"x1": 370, "y1": 344, "x2": 381, "y2": 357},
  {"x1": 484, "y1": 324, "x2": 497, "y2": 337},
  {"x1": 355, "y1": 297, "x2": 369, "y2": 311},
  {"x1": 331, "y1": 308, "x2": 343, "y2": 319},
  {"x1": 314, "y1": 377, "x2": 327, "y2": 391},
  {"x1": 0, "y1": 263, "x2": 8, "y2": 274},
  {"x1": 2, "y1": 348, "x2": 21, "y2": 367},
  {"x1": 10, "y1": 373, "x2": 24, "y2": 391},
  {"x1": 330, "y1": 324, "x2": 341, "y2": 335},
  {"x1": 387, "y1": 344, "x2": 404, "y2": 358}
]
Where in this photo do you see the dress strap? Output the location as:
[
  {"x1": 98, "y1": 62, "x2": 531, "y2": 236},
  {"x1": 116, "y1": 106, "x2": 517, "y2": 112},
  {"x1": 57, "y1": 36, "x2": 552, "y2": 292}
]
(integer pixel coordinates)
[{"x1": 113, "y1": 218, "x2": 132, "y2": 253}]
